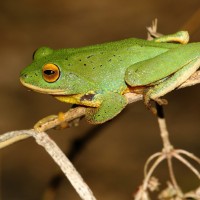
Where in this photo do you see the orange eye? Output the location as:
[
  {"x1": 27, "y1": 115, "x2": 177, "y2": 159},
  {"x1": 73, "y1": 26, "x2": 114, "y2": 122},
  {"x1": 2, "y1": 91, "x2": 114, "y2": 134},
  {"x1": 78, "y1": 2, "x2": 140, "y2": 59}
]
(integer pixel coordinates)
[{"x1": 42, "y1": 63, "x2": 60, "y2": 83}]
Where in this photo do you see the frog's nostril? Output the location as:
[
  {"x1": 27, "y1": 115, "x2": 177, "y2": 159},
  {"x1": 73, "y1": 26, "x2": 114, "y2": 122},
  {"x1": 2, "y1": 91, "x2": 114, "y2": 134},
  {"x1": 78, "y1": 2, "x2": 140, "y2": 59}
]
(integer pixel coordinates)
[{"x1": 21, "y1": 73, "x2": 28, "y2": 78}]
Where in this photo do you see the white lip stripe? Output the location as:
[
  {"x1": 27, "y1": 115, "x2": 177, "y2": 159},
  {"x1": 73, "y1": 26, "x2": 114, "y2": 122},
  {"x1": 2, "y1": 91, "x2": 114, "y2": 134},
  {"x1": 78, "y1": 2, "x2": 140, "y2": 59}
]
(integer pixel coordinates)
[{"x1": 20, "y1": 78, "x2": 66, "y2": 95}]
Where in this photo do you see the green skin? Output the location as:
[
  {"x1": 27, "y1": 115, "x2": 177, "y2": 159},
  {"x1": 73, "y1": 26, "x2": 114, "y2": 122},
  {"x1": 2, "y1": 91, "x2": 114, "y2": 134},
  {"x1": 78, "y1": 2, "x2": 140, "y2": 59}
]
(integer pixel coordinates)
[{"x1": 20, "y1": 31, "x2": 200, "y2": 124}]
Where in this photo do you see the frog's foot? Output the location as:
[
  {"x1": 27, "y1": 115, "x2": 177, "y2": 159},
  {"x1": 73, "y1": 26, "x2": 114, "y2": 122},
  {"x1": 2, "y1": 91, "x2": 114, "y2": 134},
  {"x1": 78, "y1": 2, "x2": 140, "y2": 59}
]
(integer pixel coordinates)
[
  {"x1": 85, "y1": 92, "x2": 127, "y2": 124},
  {"x1": 34, "y1": 114, "x2": 58, "y2": 132},
  {"x1": 154, "y1": 98, "x2": 168, "y2": 106},
  {"x1": 154, "y1": 31, "x2": 189, "y2": 44},
  {"x1": 56, "y1": 112, "x2": 81, "y2": 129},
  {"x1": 143, "y1": 90, "x2": 157, "y2": 114},
  {"x1": 34, "y1": 111, "x2": 80, "y2": 132},
  {"x1": 143, "y1": 89, "x2": 168, "y2": 115},
  {"x1": 55, "y1": 112, "x2": 68, "y2": 129}
]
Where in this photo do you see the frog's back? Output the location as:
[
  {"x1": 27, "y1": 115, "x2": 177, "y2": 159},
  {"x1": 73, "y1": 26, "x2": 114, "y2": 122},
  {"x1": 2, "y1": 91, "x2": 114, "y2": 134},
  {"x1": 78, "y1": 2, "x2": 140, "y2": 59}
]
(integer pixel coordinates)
[
  {"x1": 53, "y1": 38, "x2": 180, "y2": 93},
  {"x1": 73, "y1": 37, "x2": 178, "y2": 51}
]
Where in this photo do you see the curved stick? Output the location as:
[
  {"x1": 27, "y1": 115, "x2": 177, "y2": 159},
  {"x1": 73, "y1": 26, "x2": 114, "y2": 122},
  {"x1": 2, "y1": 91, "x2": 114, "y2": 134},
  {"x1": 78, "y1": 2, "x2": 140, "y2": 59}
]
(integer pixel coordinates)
[
  {"x1": 144, "y1": 152, "x2": 162, "y2": 176},
  {"x1": 173, "y1": 153, "x2": 200, "y2": 179},
  {"x1": 176, "y1": 149, "x2": 200, "y2": 164}
]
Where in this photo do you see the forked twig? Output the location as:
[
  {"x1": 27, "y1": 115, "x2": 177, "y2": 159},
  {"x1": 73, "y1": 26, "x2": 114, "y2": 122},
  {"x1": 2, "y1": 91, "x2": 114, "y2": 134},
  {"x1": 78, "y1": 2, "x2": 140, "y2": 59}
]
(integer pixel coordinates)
[
  {"x1": 134, "y1": 103, "x2": 200, "y2": 199},
  {"x1": 134, "y1": 20, "x2": 200, "y2": 200}
]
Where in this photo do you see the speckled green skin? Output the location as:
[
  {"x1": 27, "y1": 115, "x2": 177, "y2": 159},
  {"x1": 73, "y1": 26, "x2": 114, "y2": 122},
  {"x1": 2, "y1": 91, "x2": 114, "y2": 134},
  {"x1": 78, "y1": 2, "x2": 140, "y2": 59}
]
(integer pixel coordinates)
[{"x1": 20, "y1": 36, "x2": 200, "y2": 124}]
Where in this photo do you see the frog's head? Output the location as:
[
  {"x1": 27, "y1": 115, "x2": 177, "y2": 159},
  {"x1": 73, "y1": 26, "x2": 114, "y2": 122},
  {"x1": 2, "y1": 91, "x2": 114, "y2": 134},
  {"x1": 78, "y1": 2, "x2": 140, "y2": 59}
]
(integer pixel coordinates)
[{"x1": 20, "y1": 47, "x2": 94, "y2": 95}]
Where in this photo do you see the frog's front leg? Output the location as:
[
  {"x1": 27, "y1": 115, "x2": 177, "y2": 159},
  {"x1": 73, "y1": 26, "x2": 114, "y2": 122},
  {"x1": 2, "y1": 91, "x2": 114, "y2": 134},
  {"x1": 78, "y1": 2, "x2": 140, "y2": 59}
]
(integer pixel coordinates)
[{"x1": 85, "y1": 92, "x2": 127, "y2": 124}]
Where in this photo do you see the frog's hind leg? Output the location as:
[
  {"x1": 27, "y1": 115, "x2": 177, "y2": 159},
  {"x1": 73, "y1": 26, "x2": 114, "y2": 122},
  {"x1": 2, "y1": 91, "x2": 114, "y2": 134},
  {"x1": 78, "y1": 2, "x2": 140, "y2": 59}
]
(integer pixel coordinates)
[
  {"x1": 85, "y1": 92, "x2": 127, "y2": 124},
  {"x1": 144, "y1": 57, "x2": 200, "y2": 114}
]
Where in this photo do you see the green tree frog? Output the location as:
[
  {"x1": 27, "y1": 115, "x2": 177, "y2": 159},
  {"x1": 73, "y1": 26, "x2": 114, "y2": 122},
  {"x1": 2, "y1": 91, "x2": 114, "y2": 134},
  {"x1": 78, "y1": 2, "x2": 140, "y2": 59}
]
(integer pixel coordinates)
[{"x1": 20, "y1": 31, "x2": 200, "y2": 124}]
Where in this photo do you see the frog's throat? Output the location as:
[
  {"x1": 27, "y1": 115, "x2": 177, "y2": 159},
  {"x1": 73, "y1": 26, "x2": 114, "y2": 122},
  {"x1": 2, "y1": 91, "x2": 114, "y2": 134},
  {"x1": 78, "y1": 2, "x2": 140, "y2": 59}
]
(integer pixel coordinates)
[
  {"x1": 20, "y1": 78, "x2": 66, "y2": 95},
  {"x1": 54, "y1": 94, "x2": 101, "y2": 107}
]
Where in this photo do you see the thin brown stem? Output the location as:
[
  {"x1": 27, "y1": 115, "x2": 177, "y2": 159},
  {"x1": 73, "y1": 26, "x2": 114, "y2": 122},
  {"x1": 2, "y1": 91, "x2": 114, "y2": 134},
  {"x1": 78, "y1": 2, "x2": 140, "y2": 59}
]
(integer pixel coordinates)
[
  {"x1": 156, "y1": 105, "x2": 181, "y2": 192},
  {"x1": 157, "y1": 117, "x2": 173, "y2": 152}
]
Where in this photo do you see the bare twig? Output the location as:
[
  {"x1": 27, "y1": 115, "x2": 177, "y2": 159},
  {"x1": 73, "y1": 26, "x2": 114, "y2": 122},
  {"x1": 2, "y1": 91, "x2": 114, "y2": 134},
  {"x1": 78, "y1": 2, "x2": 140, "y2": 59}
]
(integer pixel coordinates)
[
  {"x1": 1, "y1": 130, "x2": 97, "y2": 200},
  {"x1": 147, "y1": 18, "x2": 163, "y2": 40},
  {"x1": 144, "y1": 152, "x2": 162, "y2": 176},
  {"x1": 0, "y1": 107, "x2": 86, "y2": 149},
  {"x1": 176, "y1": 149, "x2": 200, "y2": 164},
  {"x1": 173, "y1": 153, "x2": 200, "y2": 179}
]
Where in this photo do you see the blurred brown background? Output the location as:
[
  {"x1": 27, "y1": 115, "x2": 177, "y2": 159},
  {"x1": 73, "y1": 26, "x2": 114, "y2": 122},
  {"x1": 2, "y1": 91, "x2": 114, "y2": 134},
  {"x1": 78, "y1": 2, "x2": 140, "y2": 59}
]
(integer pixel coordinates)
[{"x1": 0, "y1": 0, "x2": 200, "y2": 199}]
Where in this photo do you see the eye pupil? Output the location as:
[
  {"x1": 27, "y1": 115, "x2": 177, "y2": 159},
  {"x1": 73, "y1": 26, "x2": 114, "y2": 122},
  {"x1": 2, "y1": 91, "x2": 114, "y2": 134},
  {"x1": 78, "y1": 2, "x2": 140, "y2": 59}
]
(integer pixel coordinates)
[{"x1": 44, "y1": 70, "x2": 55, "y2": 75}]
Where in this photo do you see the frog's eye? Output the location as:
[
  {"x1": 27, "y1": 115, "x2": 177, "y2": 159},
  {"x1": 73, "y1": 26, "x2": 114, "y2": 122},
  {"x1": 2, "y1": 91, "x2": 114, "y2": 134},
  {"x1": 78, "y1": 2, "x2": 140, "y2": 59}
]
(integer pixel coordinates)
[{"x1": 42, "y1": 63, "x2": 60, "y2": 83}]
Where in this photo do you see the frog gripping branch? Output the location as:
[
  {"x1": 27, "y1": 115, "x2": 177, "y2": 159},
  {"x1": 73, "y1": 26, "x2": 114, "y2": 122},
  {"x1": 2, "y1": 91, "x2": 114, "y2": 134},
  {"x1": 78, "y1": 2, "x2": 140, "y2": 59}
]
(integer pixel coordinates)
[
  {"x1": 20, "y1": 31, "x2": 200, "y2": 124},
  {"x1": 0, "y1": 22, "x2": 199, "y2": 200}
]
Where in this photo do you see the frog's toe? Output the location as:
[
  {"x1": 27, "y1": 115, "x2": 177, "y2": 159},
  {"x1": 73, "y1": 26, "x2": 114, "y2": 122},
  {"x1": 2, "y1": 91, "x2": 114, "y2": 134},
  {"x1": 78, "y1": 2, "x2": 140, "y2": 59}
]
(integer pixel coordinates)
[
  {"x1": 154, "y1": 98, "x2": 168, "y2": 105},
  {"x1": 143, "y1": 90, "x2": 168, "y2": 115},
  {"x1": 143, "y1": 95, "x2": 157, "y2": 115},
  {"x1": 34, "y1": 114, "x2": 58, "y2": 132}
]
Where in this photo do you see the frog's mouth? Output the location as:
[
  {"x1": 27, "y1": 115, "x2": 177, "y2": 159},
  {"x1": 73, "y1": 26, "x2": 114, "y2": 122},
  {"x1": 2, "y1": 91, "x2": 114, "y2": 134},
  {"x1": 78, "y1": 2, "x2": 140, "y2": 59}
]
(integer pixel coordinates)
[{"x1": 20, "y1": 78, "x2": 66, "y2": 95}]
